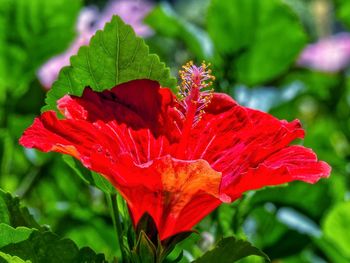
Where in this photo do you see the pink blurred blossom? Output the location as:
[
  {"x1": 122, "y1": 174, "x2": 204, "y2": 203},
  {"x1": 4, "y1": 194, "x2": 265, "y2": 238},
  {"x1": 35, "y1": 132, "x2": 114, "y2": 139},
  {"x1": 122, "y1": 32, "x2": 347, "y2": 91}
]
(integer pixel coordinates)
[
  {"x1": 38, "y1": 0, "x2": 153, "y2": 89},
  {"x1": 298, "y1": 33, "x2": 350, "y2": 73}
]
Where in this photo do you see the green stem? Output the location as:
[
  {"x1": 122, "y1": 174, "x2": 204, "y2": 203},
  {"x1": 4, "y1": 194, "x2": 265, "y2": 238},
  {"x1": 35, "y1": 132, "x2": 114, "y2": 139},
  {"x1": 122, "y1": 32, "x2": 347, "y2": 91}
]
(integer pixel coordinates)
[{"x1": 108, "y1": 193, "x2": 127, "y2": 262}]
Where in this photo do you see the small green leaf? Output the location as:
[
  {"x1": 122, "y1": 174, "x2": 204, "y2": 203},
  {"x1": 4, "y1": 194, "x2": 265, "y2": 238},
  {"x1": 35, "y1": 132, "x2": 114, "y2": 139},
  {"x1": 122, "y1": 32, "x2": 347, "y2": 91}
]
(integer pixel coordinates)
[
  {"x1": 134, "y1": 231, "x2": 156, "y2": 263},
  {"x1": 0, "y1": 189, "x2": 40, "y2": 229},
  {"x1": 207, "y1": 0, "x2": 307, "y2": 85},
  {"x1": 193, "y1": 236, "x2": 270, "y2": 263},
  {"x1": 44, "y1": 15, "x2": 176, "y2": 112}
]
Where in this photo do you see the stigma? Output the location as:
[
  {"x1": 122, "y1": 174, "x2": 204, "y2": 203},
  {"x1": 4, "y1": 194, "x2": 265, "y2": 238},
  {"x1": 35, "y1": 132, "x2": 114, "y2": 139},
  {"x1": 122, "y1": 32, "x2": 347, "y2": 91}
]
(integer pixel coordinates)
[{"x1": 177, "y1": 61, "x2": 215, "y2": 127}]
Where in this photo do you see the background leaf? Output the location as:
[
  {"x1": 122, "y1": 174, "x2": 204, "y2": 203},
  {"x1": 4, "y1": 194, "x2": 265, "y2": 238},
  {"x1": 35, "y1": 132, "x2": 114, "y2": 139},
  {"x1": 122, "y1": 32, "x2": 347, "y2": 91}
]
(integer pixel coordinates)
[
  {"x1": 44, "y1": 15, "x2": 176, "y2": 112},
  {"x1": 0, "y1": 0, "x2": 81, "y2": 97},
  {"x1": 207, "y1": 0, "x2": 307, "y2": 85},
  {"x1": 334, "y1": 0, "x2": 350, "y2": 29}
]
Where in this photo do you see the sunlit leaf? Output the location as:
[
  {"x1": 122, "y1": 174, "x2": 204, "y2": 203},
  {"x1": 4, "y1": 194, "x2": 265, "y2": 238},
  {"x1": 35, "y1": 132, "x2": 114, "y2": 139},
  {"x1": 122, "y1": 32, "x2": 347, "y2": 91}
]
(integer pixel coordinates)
[{"x1": 44, "y1": 15, "x2": 176, "y2": 112}]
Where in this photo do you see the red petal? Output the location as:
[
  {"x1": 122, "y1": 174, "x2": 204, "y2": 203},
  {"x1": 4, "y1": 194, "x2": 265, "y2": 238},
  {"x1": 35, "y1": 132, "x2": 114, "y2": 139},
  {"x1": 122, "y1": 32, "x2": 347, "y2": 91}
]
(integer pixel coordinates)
[
  {"x1": 19, "y1": 111, "x2": 120, "y2": 169},
  {"x1": 205, "y1": 92, "x2": 237, "y2": 114},
  {"x1": 116, "y1": 156, "x2": 222, "y2": 240},
  {"x1": 19, "y1": 79, "x2": 331, "y2": 240},
  {"x1": 175, "y1": 93, "x2": 330, "y2": 200},
  {"x1": 20, "y1": 111, "x2": 222, "y2": 240},
  {"x1": 19, "y1": 110, "x2": 171, "y2": 177},
  {"x1": 222, "y1": 145, "x2": 331, "y2": 200},
  {"x1": 184, "y1": 94, "x2": 305, "y2": 178}
]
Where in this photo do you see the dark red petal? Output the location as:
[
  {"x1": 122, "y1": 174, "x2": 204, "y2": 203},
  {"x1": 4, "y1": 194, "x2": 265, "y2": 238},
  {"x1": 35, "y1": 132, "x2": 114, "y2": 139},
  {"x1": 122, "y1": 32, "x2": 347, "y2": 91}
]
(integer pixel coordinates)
[
  {"x1": 57, "y1": 80, "x2": 178, "y2": 140},
  {"x1": 221, "y1": 145, "x2": 331, "y2": 200}
]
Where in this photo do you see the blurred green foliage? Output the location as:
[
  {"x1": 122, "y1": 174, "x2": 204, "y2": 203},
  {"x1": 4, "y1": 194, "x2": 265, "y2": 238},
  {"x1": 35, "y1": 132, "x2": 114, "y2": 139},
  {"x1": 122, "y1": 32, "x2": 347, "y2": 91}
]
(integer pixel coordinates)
[
  {"x1": 0, "y1": 0, "x2": 81, "y2": 98},
  {"x1": 0, "y1": 0, "x2": 349, "y2": 262}
]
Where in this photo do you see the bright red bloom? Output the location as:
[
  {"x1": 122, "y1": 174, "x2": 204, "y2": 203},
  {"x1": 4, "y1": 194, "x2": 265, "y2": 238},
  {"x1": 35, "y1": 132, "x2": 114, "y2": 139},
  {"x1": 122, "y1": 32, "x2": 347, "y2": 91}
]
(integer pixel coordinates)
[{"x1": 20, "y1": 62, "x2": 330, "y2": 240}]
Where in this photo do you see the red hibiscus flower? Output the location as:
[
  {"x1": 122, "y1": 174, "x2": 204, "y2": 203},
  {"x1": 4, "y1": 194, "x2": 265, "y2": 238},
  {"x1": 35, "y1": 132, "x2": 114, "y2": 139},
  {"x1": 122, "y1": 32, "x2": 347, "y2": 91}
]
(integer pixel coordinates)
[{"x1": 19, "y1": 62, "x2": 330, "y2": 240}]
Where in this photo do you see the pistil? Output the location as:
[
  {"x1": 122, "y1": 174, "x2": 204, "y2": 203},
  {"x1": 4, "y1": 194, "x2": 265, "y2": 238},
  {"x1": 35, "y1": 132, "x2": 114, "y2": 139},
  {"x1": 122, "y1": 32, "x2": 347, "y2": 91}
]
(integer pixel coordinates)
[{"x1": 175, "y1": 61, "x2": 215, "y2": 157}]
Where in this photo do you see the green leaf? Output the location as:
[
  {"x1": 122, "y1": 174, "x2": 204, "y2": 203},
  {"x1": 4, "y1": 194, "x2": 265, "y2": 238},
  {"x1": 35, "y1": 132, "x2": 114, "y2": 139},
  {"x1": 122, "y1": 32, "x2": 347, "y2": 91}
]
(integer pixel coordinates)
[
  {"x1": 193, "y1": 236, "x2": 270, "y2": 263},
  {"x1": 64, "y1": 219, "x2": 120, "y2": 261},
  {"x1": 0, "y1": 252, "x2": 29, "y2": 263},
  {"x1": 44, "y1": 15, "x2": 177, "y2": 112},
  {"x1": 145, "y1": 3, "x2": 213, "y2": 59},
  {"x1": 207, "y1": 0, "x2": 307, "y2": 85},
  {"x1": 0, "y1": 224, "x2": 34, "y2": 248},
  {"x1": 335, "y1": 0, "x2": 350, "y2": 29},
  {"x1": 0, "y1": 189, "x2": 40, "y2": 229},
  {"x1": 0, "y1": 190, "x2": 107, "y2": 262},
  {"x1": 0, "y1": 230, "x2": 106, "y2": 263},
  {"x1": 322, "y1": 202, "x2": 350, "y2": 258},
  {"x1": 0, "y1": 0, "x2": 81, "y2": 96}
]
